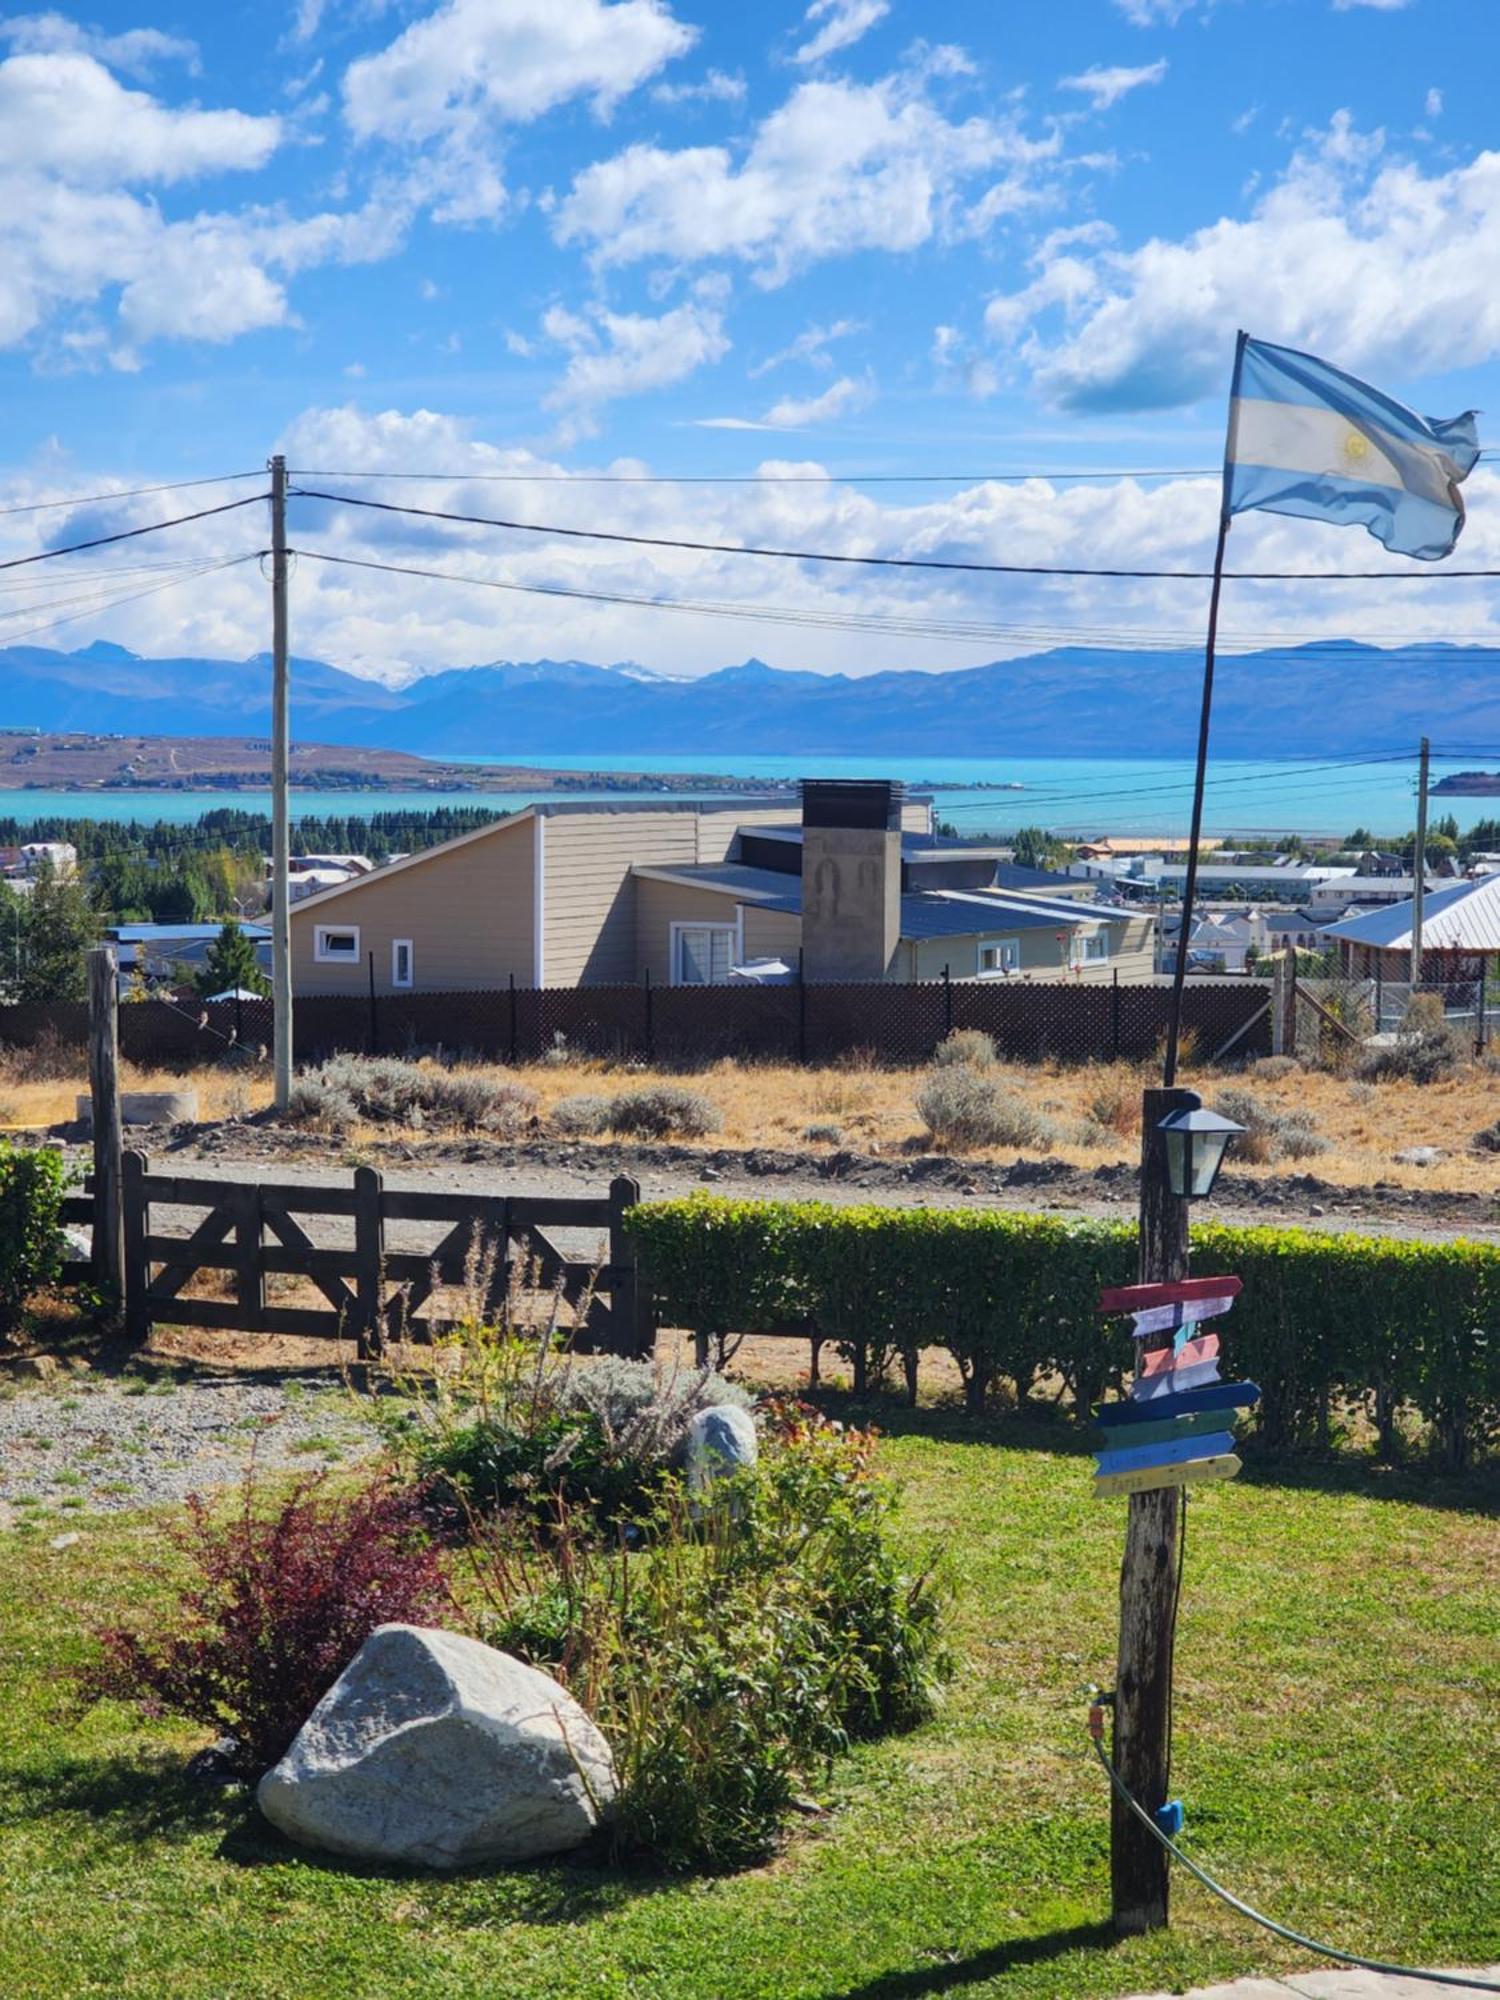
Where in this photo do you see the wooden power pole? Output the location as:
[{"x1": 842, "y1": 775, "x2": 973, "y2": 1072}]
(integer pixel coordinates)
[
  {"x1": 1410, "y1": 735, "x2": 1430, "y2": 990},
  {"x1": 1111, "y1": 1084, "x2": 1194, "y2": 1933},
  {"x1": 269, "y1": 454, "x2": 292, "y2": 1111},
  {"x1": 86, "y1": 944, "x2": 125, "y2": 1315}
]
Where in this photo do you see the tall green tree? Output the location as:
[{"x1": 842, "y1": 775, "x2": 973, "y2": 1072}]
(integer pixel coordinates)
[
  {"x1": 14, "y1": 861, "x2": 96, "y2": 1005},
  {"x1": 194, "y1": 921, "x2": 270, "y2": 999}
]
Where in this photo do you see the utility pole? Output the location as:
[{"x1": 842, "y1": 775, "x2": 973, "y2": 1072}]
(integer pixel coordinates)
[
  {"x1": 1410, "y1": 735, "x2": 1429, "y2": 991},
  {"x1": 1110, "y1": 1086, "x2": 1194, "y2": 1933},
  {"x1": 270, "y1": 454, "x2": 292, "y2": 1111}
]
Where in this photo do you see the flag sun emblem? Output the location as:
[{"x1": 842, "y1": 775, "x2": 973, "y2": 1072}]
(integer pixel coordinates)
[{"x1": 1341, "y1": 430, "x2": 1372, "y2": 465}]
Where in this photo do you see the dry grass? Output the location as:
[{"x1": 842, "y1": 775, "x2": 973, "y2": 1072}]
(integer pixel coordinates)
[{"x1": 2, "y1": 1042, "x2": 1498, "y2": 1195}]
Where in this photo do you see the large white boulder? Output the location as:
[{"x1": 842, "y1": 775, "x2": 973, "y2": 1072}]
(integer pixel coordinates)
[
  {"x1": 684, "y1": 1403, "x2": 758, "y2": 1498},
  {"x1": 257, "y1": 1624, "x2": 616, "y2": 1870}
]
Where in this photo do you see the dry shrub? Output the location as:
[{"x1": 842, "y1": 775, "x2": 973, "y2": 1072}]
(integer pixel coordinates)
[
  {"x1": 916, "y1": 1064, "x2": 1051, "y2": 1152},
  {"x1": 0, "y1": 1026, "x2": 81, "y2": 1084},
  {"x1": 1358, "y1": 994, "x2": 1467, "y2": 1085},
  {"x1": 803, "y1": 1122, "x2": 843, "y2": 1145},
  {"x1": 285, "y1": 1055, "x2": 537, "y2": 1134},
  {"x1": 1214, "y1": 1087, "x2": 1328, "y2": 1163},
  {"x1": 1474, "y1": 1119, "x2": 1500, "y2": 1154},
  {"x1": 1252, "y1": 1055, "x2": 1300, "y2": 1081},
  {"x1": 607, "y1": 1086, "x2": 722, "y2": 1140},
  {"x1": 808, "y1": 1072, "x2": 872, "y2": 1118},
  {"x1": 551, "y1": 1093, "x2": 614, "y2": 1137},
  {"x1": 931, "y1": 1029, "x2": 997, "y2": 1070},
  {"x1": 1086, "y1": 1065, "x2": 1138, "y2": 1136}
]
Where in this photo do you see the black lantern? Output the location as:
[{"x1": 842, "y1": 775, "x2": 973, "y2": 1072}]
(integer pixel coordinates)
[{"x1": 1156, "y1": 1093, "x2": 1244, "y2": 1200}]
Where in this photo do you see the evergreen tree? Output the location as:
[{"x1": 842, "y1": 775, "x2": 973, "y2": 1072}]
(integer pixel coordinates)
[
  {"x1": 194, "y1": 921, "x2": 270, "y2": 999},
  {"x1": 15, "y1": 860, "x2": 96, "y2": 1005}
]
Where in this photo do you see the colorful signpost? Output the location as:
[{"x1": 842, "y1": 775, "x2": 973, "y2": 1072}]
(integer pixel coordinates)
[{"x1": 1092, "y1": 1277, "x2": 1260, "y2": 1498}]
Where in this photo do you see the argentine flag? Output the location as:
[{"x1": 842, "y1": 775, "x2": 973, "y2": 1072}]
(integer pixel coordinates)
[{"x1": 1225, "y1": 336, "x2": 1480, "y2": 560}]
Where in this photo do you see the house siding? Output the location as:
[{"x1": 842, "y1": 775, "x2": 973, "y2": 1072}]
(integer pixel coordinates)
[
  {"x1": 742, "y1": 904, "x2": 801, "y2": 964},
  {"x1": 634, "y1": 878, "x2": 745, "y2": 983},
  {"x1": 289, "y1": 815, "x2": 535, "y2": 995}
]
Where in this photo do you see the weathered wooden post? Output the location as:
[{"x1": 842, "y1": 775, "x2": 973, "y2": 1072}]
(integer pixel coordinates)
[
  {"x1": 607, "y1": 1174, "x2": 647, "y2": 1357},
  {"x1": 87, "y1": 944, "x2": 125, "y2": 1316},
  {"x1": 1111, "y1": 1085, "x2": 1194, "y2": 1934},
  {"x1": 121, "y1": 1147, "x2": 150, "y2": 1344},
  {"x1": 353, "y1": 1163, "x2": 385, "y2": 1360}
]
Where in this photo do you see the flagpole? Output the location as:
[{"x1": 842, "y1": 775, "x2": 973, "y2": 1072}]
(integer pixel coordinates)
[{"x1": 1162, "y1": 330, "x2": 1246, "y2": 1089}]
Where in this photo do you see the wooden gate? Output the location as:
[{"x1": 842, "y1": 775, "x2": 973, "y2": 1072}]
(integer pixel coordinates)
[{"x1": 119, "y1": 1151, "x2": 646, "y2": 1359}]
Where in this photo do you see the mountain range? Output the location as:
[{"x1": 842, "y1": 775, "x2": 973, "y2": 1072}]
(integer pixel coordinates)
[{"x1": 1, "y1": 638, "x2": 1495, "y2": 759}]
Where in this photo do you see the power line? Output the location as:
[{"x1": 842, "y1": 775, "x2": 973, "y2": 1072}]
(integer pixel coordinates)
[
  {"x1": 288, "y1": 464, "x2": 1225, "y2": 486},
  {"x1": 291, "y1": 549, "x2": 1500, "y2": 660},
  {"x1": 0, "y1": 554, "x2": 259, "y2": 650},
  {"x1": 0, "y1": 493, "x2": 268, "y2": 576},
  {"x1": 0, "y1": 472, "x2": 264, "y2": 520},
  {"x1": 289, "y1": 485, "x2": 1500, "y2": 581}
]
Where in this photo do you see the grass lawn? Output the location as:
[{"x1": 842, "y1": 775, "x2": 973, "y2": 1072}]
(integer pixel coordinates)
[{"x1": 1, "y1": 1410, "x2": 1496, "y2": 2000}]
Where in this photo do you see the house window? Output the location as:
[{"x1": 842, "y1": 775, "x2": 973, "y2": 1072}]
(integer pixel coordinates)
[
  {"x1": 673, "y1": 923, "x2": 737, "y2": 985},
  {"x1": 314, "y1": 924, "x2": 360, "y2": 965},
  {"x1": 977, "y1": 938, "x2": 1020, "y2": 976},
  {"x1": 391, "y1": 939, "x2": 414, "y2": 989},
  {"x1": 1072, "y1": 928, "x2": 1112, "y2": 968}
]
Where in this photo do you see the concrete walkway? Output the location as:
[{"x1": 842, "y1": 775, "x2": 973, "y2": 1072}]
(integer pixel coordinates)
[{"x1": 1127, "y1": 1969, "x2": 1500, "y2": 1999}]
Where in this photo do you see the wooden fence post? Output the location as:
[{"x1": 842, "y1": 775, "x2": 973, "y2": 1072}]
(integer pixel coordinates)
[
  {"x1": 1111, "y1": 1086, "x2": 1192, "y2": 1936},
  {"x1": 508, "y1": 972, "x2": 519, "y2": 1064},
  {"x1": 234, "y1": 1180, "x2": 265, "y2": 1331},
  {"x1": 607, "y1": 1174, "x2": 648, "y2": 1357},
  {"x1": 1111, "y1": 967, "x2": 1122, "y2": 1060},
  {"x1": 354, "y1": 1163, "x2": 385, "y2": 1360},
  {"x1": 943, "y1": 963, "x2": 953, "y2": 1038},
  {"x1": 87, "y1": 945, "x2": 125, "y2": 1316},
  {"x1": 122, "y1": 1148, "x2": 150, "y2": 1345},
  {"x1": 642, "y1": 969, "x2": 654, "y2": 1067}
]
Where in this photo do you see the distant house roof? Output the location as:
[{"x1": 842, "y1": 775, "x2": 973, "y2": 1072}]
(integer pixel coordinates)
[
  {"x1": 1318, "y1": 875, "x2": 1500, "y2": 953},
  {"x1": 628, "y1": 866, "x2": 1134, "y2": 942},
  {"x1": 1262, "y1": 909, "x2": 1329, "y2": 934},
  {"x1": 109, "y1": 922, "x2": 271, "y2": 942},
  {"x1": 990, "y1": 861, "x2": 1082, "y2": 893}
]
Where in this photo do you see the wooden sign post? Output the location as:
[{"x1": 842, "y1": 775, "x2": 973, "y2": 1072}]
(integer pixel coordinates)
[{"x1": 1111, "y1": 1084, "x2": 1192, "y2": 1935}]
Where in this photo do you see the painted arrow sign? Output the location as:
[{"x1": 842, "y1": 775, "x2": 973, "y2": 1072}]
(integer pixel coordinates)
[
  {"x1": 1091, "y1": 1274, "x2": 1259, "y2": 1495},
  {"x1": 1093, "y1": 1453, "x2": 1243, "y2": 1500}
]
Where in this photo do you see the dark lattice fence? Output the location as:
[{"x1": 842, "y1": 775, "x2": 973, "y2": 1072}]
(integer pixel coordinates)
[{"x1": 0, "y1": 976, "x2": 1272, "y2": 1071}]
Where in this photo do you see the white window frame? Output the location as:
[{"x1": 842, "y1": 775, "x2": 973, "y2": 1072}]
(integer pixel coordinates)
[
  {"x1": 313, "y1": 923, "x2": 361, "y2": 966},
  {"x1": 670, "y1": 915, "x2": 742, "y2": 987},
  {"x1": 976, "y1": 936, "x2": 1021, "y2": 977},
  {"x1": 1078, "y1": 929, "x2": 1110, "y2": 965},
  {"x1": 391, "y1": 938, "x2": 414, "y2": 989}
]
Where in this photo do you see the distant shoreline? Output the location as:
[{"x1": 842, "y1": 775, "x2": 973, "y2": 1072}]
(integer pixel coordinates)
[{"x1": 1431, "y1": 771, "x2": 1500, "y2": 797}]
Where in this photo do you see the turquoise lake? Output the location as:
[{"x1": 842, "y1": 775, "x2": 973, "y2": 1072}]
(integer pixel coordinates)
[{"x1": 0, "y1": 752, "x2": 1489, "y2": 838}]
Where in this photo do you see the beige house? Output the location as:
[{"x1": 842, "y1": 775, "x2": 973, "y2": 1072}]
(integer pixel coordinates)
[{"x1": 289, "y1": 782, "x2": 1155, "y2": 995}]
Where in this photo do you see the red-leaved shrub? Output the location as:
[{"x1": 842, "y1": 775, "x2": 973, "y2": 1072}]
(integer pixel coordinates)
[{"x1": 78, "y1": 1467, "x2": 449, "y2": 1775}]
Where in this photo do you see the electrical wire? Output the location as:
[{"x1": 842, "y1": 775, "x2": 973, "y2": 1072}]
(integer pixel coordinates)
[
  {"x1": 289, "y1": 548, "x2": 1500, "y2": 662},
  {"x1": 288, "y1": 464, "x2": 1226, "y2": 486},
  {"x1": 0, "y1": 493, "x2": 268, "y2": 575},
  {"x1": 1087, "y1": 1733, "x2": 1500, "y2": 1993},
  {"x1": 0, "y1": 554, "x2": 259, "y2": 650},
  {"x1": 290, "y1": 485, "x2": 1500, "y2": 581},
  {"x1": 0, "y1": 472, "x2": 264, "y2": 520}
]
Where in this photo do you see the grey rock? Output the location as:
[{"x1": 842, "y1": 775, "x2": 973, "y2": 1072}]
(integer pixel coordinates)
[
  {"x1": 74, "y1": 1088, "x2": 199, "y2": 1130},
  {"x1": 1394, "y1": 1146, "x2": 1445, "y2": 1166},
  {"x1": 257, "y1": 1625, "x2": 616, "y2": 1870},
  {"x1": 684, "y1": 1403, "x2": 758, "y2": 1497}
]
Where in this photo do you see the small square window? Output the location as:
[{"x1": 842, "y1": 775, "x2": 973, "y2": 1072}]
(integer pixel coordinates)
[{"x1": 314, "y1": 925, "x2": 360, "y2": 964}]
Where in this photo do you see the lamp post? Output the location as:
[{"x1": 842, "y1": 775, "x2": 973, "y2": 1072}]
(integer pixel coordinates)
[{"x1": 1112, "y1": 1086, "x2": 1243, "y2": 1934}]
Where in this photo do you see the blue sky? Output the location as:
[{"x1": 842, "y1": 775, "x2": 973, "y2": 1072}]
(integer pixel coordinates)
[{"x1": 2, "y1": 0, "x2": 1499, "y2": 681}]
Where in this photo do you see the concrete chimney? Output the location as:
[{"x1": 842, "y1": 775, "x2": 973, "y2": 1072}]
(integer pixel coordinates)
[{"x1": 800, "y1": 779, "x2": 902, "y2": 982}]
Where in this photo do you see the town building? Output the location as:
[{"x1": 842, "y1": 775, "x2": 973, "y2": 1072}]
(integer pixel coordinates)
[{"x1": 288, "y1": 782, "x2": 1156, "y2": 996}]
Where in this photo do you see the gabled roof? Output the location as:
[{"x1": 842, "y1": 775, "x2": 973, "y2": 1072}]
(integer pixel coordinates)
[{"x1": 1318, "y1": 874, "x2": 1500, "y2": 952}]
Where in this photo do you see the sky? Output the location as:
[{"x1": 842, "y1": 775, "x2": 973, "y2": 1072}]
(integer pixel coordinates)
[{"x1": 3, "y1": 0, "x2": 1500, "y2": 685}]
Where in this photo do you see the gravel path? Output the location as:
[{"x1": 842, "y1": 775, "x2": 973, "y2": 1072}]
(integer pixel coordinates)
[
  {"x1": 0, "y1": 1372, "x2": 377, "y2": 1524},
  {"x1": 1124, "y1": 1969, "x2": 1500, "y2": 1998}
]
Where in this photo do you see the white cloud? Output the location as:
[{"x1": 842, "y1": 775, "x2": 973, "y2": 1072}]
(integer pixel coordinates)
[
  {"x1": 556, "y1": 68, "x2": 1055, "y2": 285},
  {"x1": 541, "y1": 296, "x2": 729, "y2": 425},
  {"x1": 1332, "y1": 0, "x2": 1410, "y2": 9},
  {"x1": 1113, "y1": 0, "x2": 1198, "y2": 21},
  {"x1": 749, "y1": 317, "x2": 863, "y2": 377},
  {"x1": 0, "y1": 11, "x2": 198, "y2": 78},
  {"x1": 985, "y1": 116, "x2": 1500, "y2": 411},
  {"x1": 343, "y1": 0, "x2": 693, "y2": 141},
  {"x1": 0, "y1": 52, "x2": 277, "y2": 184},
  {"x1": 25, "y1": 404, "x2": 1500, "y2": 683},
  {"x1": 763, "y1": 373, "x2": 872, "y2": 426},
  {"x1": 1059, "y1": 59, "x2": 1167, "y2": 111},
  {"x1": 792, "y1": 0, "x2": 889, "y2": 67},
  {"x1": 1424, "y1": 86, "x2": 1443, "y2": 117},
  {"x1": 652, "y1": 67, "x2": 744, "y2": 106}
]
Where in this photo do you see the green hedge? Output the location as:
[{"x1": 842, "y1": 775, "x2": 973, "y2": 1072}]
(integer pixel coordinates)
[{"x1": 627, "y1": 1198, "x2": 1500, "y2": 1466}]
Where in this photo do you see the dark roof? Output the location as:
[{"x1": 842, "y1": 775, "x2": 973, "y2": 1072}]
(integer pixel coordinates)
[
  {"x1": 989, "y1": 861, "x2": 1081, "y2": 892},
  {"x1": 741, "y1": 824, "x2": 1007, "y2": 857},
  {"x1": 630, "y1": 862, "x2": 798, "y2": 908}
]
